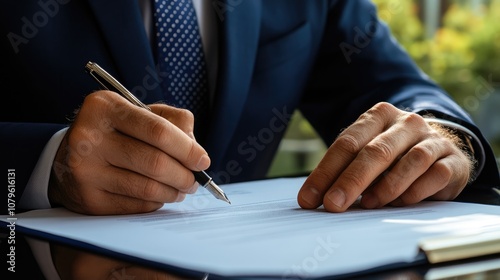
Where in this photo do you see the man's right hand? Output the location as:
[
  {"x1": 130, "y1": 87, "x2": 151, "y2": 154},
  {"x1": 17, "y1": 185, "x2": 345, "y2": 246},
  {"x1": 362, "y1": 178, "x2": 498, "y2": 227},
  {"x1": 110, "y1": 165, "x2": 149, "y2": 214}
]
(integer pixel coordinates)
[{"x1": 48, "y1": 90, "x2": 210, "y2": 215}]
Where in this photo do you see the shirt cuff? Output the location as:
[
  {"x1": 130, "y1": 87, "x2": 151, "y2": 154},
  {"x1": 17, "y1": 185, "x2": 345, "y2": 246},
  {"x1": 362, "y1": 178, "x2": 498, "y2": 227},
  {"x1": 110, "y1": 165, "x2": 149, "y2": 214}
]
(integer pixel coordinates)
[{"x1": 19, "y1": 128, "x2": 68, "y2": 210}]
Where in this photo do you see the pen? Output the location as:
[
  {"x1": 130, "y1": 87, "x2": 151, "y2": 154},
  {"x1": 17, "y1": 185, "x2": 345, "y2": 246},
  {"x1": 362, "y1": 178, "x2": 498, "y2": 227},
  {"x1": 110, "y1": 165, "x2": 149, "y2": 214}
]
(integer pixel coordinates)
[{"x1": 84, "y1": 61, "x2": 231, "y2": 204}]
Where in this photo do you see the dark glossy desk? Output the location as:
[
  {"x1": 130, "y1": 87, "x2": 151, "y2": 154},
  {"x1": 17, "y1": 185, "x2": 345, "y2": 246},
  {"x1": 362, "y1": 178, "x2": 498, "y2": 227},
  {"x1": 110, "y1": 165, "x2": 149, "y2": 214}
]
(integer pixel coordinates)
[{"x1": 2, "y1": 185, "x2": 499, "y2": 280}]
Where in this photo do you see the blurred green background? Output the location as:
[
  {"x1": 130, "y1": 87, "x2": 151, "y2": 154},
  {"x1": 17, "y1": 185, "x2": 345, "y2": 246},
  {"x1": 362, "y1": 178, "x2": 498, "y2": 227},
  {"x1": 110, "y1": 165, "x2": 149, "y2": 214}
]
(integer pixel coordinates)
[{"x1": 267, "y1": 0, "x2": 500, "y2": 178}]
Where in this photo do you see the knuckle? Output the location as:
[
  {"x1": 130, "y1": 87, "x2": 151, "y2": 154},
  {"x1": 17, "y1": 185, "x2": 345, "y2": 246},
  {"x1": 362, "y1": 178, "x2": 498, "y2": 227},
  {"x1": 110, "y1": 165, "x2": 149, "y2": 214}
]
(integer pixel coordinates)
[
  {"x1": 373, "y1": 101, "x2": 393, "y2": 110},
  {"x1": 83, "y1": 91, "x2": 101, "y2": 104},
  {"x1": 166, "y1": 107, "x2": 195, "y2": 129},
  {"x1": 148, "y1": 120, "x2": 170, "y2": 145},
  {"x1": 340, "y1": 170, "x2": 365, "y2": 189},
  {"x1": 356, "y1": 111, "x2": 375, "y2": 124},
  {"x1": 85, "y1": 91, "x2": 112, "y2": 109},
  {"x1": 144, "y1": 152, "x2": 169, "y2": 177},
  {"x1": 178, "y1": 108, "x2": 195, "y2": 122},
  {"x1": 362, "y1": 141, "x2": 394, "y2": 164},
  {"x1": 382, "y1": 177, "x2": 402, "y2": 197},
  {"x1": 401, "y1": 113, "x2": 426, "y2": 128},
  {"x1": 334, "y1": 134, "x2": 360, "y2": 155},
  {"x1": 381, "y1": 171, "x2": 401, "y2": 190},
  {"x1": 432, "y1": 162, "x2": 453, "y2": 186},
  {"x1": 407, "y1": 145, "x2": 433, "y2": 167},
  {"x1": 357, "y1": 107, "x2": 384, "y2": 126},
  {"x1": 141, "y1": 178, "x2": 161, "y2": 200},
  {"x1": 371, "y1": 102, "x2": 395, "y2": 118}
]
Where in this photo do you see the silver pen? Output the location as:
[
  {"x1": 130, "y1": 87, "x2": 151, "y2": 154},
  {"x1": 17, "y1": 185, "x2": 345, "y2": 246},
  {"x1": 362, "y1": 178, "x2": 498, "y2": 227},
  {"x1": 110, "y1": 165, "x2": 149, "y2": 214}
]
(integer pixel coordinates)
[{"x1": 84, "y1": 61, "x2": 231, "y2": 204}]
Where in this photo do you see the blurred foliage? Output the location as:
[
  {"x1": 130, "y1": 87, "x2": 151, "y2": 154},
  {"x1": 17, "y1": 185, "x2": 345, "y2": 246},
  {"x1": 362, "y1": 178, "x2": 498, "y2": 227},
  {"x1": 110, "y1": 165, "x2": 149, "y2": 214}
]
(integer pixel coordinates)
[
  {"x1": 373, "y1": 0, "x2": 500, "y2": 156},
  {"x1": 281, "y1": 110, "x2": 319, "y2": 139},
  {"x1": 269, "y1": 0, "x2": 500, "y2": 177},
  {"x1": 267, "y1": 110, "x2": 326, "y2": 177}
]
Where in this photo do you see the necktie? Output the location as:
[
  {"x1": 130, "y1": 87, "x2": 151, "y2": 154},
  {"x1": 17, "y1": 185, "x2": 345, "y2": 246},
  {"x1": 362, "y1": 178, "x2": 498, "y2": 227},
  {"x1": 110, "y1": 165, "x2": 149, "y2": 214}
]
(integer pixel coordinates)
[{"x1": 153, "y1": 0, "x2": 209, "y2": 122}]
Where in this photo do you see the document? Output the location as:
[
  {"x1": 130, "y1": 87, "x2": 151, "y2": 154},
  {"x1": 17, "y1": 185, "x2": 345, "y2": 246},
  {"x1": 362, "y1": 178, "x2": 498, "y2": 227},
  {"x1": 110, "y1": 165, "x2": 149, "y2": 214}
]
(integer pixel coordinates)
[{"x1": 2, "y1": 177, "x2": 500, "y2": 279}]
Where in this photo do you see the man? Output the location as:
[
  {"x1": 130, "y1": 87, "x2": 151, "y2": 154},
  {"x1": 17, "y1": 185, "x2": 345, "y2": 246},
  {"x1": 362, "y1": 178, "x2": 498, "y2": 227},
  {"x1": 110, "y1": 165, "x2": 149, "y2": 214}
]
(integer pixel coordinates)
[{"x1": 1, "y1": 0, "x2": 499, "y2": 216}]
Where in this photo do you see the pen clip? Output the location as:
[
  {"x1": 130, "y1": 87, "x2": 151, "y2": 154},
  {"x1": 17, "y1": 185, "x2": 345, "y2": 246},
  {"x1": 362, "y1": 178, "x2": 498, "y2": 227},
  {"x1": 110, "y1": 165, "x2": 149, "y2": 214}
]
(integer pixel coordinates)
[
  {"x1": 87, "y1": 69, "x2": 111, "y2": 92},
  {"x1": 85, "y1": 61, "x2": 151, "y2": 111}
]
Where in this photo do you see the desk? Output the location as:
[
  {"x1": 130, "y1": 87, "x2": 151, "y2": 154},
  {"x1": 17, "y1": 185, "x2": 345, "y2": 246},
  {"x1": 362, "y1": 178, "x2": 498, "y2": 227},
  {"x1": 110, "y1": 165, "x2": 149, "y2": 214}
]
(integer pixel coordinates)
[
  {"x1": 2, "y1": 231, "x2": 500, "y2": 280},
  {"x1": 2, "y1": 184, "x2": 499, "y2": 280}
]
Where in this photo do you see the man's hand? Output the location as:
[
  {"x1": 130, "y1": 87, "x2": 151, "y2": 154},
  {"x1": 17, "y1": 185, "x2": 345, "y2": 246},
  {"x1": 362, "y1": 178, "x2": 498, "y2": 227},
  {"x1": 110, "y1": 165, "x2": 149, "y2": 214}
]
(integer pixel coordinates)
[
  {"x1": 49, "y1": 90, "x2": 209, "y2": 215},
  {"x1": 298, "y1": 102, "x2": 473, "y2": 212}
]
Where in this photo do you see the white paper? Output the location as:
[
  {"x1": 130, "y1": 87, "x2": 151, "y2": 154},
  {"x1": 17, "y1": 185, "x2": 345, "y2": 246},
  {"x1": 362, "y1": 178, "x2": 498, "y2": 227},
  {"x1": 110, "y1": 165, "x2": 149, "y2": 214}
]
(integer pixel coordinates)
[{"x1": 3, "y1": 177, "x2": 500, "y2": 278}]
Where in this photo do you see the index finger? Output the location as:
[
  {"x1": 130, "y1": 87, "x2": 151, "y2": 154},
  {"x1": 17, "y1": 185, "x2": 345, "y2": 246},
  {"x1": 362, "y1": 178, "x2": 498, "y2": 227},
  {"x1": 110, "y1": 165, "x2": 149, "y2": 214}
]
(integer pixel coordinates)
[
  {"x1": 297, "y1": 103, "x2": 395, "y2": 210},
  {"x1": 97, "y1": 91, "x2": 210, "y2": 171},
  {"x1": 150, "y1": 104, "x2": 196, "y2": 139}
]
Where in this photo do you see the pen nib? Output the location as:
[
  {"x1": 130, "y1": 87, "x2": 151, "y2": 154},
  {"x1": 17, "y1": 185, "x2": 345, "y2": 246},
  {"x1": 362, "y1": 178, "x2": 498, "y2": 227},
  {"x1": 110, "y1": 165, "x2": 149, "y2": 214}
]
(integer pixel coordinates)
[
  {"x1": 205, "y1": 180, "x2": 231, "y2": 205},
  {"x1": 222, "y1": 193, "x2": 231, "y2": 205}
]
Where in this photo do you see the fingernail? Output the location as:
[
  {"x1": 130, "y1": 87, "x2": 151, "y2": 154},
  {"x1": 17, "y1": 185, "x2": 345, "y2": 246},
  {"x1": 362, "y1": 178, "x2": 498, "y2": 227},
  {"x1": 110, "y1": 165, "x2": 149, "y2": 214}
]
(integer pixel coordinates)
[
  {"x1": 327, "y1": 188, "x2": 346, "y2": 209},
  {"x1": 176, "y1": 193, "x2": 186, "y2": 202},
  {"x1": 188, "y1": 182, "x2": 199, "y2": 194},
  {"x1": 361, "y1": 193, "x2": 378, "y2": 209},
  {"x1": 301, "y1": 187, "x2": 320, "y2": 206},
  {"x1": 196, "y1": 155, "x2": 210, "y2": 171}
]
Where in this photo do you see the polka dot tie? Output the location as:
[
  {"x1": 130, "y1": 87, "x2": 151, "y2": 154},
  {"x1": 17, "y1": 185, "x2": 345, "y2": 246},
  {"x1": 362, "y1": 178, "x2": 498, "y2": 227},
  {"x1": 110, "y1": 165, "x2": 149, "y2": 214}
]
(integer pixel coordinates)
[{"x1": 153, "y1": 0, "x2": 208, "y2": 121}]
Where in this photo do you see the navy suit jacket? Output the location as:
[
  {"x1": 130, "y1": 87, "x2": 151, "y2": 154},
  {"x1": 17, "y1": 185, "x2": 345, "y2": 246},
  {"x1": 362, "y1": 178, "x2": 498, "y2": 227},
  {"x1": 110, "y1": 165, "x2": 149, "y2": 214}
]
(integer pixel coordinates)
[{"x1": 1, "y1": 0, "x2": 499, "y2": 213}]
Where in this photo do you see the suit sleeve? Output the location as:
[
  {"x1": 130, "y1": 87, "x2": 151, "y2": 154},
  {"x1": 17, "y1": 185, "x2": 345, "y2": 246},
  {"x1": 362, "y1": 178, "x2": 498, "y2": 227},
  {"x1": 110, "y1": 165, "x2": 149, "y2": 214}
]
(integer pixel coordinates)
[{"x1": 299, "y1": 0, "x2": 499, "y2": 188}]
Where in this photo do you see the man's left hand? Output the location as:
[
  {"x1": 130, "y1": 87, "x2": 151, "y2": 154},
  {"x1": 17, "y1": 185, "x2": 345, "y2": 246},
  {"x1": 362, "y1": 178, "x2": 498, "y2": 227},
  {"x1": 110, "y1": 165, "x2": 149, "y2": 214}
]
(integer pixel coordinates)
[{"x1": 297, "y1": 102, "x2": 473, "y2": 212}]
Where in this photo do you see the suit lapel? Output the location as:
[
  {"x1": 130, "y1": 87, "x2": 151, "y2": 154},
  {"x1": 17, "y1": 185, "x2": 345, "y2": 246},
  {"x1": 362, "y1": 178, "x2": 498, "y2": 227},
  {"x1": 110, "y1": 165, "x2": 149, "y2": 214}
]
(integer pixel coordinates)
[
  {"x1": 86, "y1": 0, "x2": 162, "y2": 103},
  {"x1": 87, "y1": 0, "x2": 262, "y2": 168},
  {"x1": 205, "y1": 0, "x2": 262, "y2": 165}
]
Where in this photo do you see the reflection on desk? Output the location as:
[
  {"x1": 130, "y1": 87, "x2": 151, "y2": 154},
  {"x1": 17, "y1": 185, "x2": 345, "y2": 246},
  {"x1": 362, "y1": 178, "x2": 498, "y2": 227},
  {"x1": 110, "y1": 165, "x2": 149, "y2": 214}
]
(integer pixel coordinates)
[
  {"x1": 1, "y1": 231, "x2": 500, "y2": 280},
  {"x1": 0, "y1": 230, "x2": 196, "y2": 280},
  {"x1": 50, "y1": 239, "x2": 192, "y2": 280}
]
